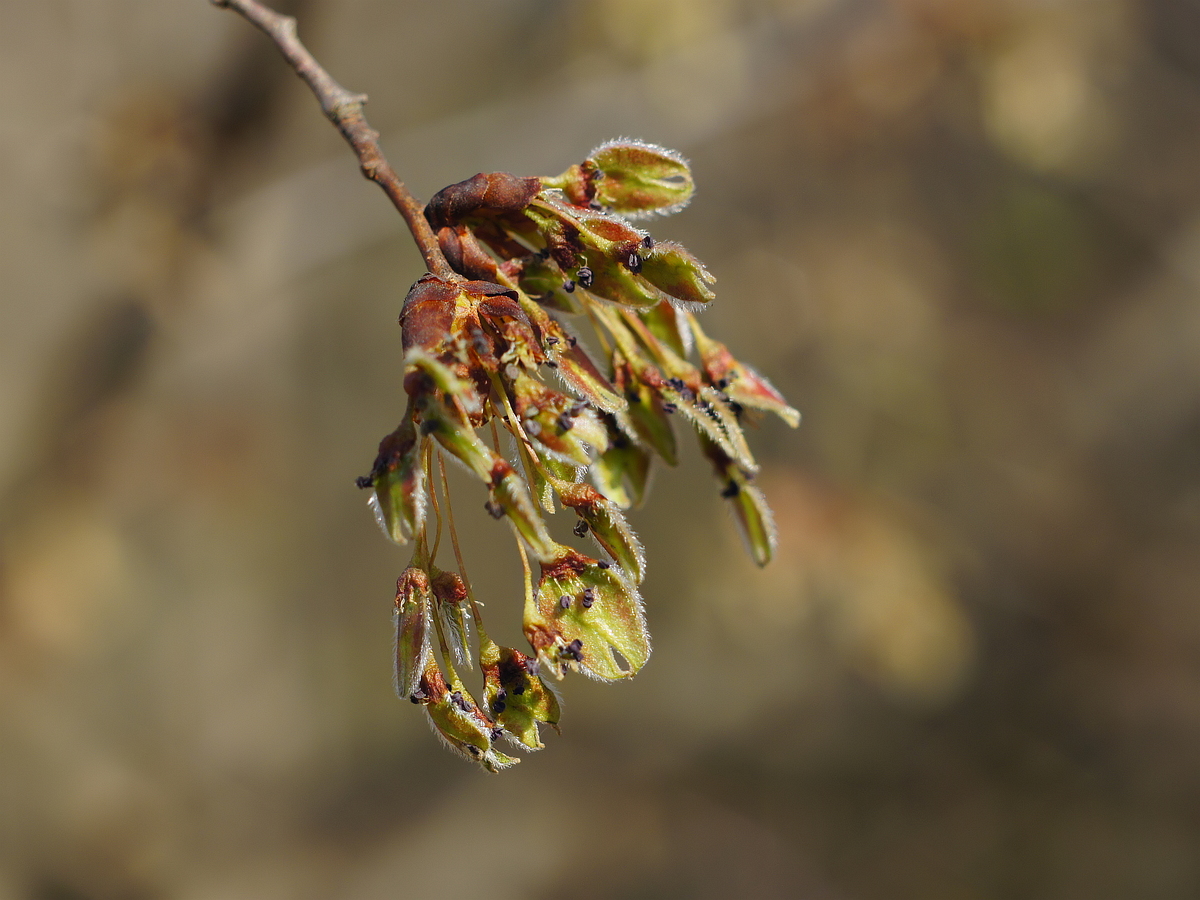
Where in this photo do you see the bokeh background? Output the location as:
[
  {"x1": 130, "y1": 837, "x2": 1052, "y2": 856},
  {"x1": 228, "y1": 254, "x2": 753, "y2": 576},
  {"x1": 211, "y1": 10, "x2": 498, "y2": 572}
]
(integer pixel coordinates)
[{"x1": 3, "y1": 0, "x2": 1200, "y2": 897}]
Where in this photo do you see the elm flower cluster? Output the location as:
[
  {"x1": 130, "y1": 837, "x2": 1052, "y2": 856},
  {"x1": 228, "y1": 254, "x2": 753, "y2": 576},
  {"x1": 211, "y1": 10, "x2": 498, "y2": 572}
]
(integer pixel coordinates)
[{"x1": 358, "y1": 140, "x2": 798, "y2": 770}]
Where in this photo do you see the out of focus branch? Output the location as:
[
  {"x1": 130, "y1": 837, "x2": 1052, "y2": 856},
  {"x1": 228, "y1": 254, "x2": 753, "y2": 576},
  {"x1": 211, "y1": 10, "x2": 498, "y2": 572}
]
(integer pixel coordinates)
[{"x1": 211, "y1": 0, "x2": 455, "y2": 280}]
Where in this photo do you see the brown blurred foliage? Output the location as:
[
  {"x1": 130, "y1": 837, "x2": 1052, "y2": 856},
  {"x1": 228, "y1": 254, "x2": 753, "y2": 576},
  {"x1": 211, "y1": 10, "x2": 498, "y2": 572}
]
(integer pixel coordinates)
[{"x1": 3, "y1": 0, "x2": 1200, "y2": 897}]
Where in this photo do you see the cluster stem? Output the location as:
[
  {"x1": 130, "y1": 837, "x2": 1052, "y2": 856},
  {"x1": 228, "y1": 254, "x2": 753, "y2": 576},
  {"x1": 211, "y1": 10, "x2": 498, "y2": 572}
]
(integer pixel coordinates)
[{"x1": 211, "y1": 0, "x2": 456, "y2": 280}]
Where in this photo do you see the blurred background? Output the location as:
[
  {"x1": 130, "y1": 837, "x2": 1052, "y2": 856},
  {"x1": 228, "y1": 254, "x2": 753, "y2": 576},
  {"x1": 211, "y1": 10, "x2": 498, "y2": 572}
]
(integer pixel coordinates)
[{"x1": 2, "y1": 0, "x2": 1199, "y2": 897}]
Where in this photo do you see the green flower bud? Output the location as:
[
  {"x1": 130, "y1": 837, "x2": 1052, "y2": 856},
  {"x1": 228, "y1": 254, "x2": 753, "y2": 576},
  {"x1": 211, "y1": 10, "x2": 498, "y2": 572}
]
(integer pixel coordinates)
[
  {"x1": 364, "y1": 416, "x2": 425, "y2": 544},
  {"x1": 393, "y1": 567, "x2": 433, "y2": 701},
  {"x1": 524, "y1": 195, "x2": 665, "y2": 311},
  {"x1": 550, "y1": 139, "x2": 695, "y2": 218},
  {"x1": 580, "y1": 250, "x2": 669, "y2": 311},
  {"x1": 481, "y1": 643, "x2": 561, "y2": 751},
  {"x1": 516, "y1": 256, "x2": 583, "y2": 315},
  {"x1": 689, "y1": 313, "x2": 801, "y2": 428},
  {"x1": 524, "y1": 546, "x2": 650, "y2": 681},
  {"x1": 432, "y1": 570, "x2": 473, "y2": 668},
  {"x1": 417, "y1": 658, "x2": 519, "y2": 772},
  {"x1": 589, "y1": 140, "x2": 694, "y2": 217},
  {"x1": 548, "y1": 332, "x2": 628, "y2": 414},
  {"x1": 603, "y1": 307, "x2": 756, "y2": 472},
  {"x1": 558, "y1": 483, "x2": 646, "y2": 584},
  {"x1": 699, "y1": 435, "x2": 778, "y2": 567},
  {"x1": 508, "y1": 369, "x2": 609, "y2": 468},
  {"x1": 636, "y1": 241, "x2": 715, "y2": 310},
  {"x1": 611, "y1": 350, "x2": 678, "y2": 466},
  {"x1": 590, "y1": 435, "x2": 653, "y2": 509},
  {"x1": 490, "y1": 458, "x2": 559, "y2": 564},
  {"x1": 640, "y1": 300, "x2": 692, "y2": 359}
]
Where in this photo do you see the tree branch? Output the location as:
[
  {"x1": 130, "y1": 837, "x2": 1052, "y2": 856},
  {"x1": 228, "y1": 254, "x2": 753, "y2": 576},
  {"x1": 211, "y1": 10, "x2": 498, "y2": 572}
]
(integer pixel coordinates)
[{"x1": 212, "y1": 0, "x2": 456, "y2": 280}]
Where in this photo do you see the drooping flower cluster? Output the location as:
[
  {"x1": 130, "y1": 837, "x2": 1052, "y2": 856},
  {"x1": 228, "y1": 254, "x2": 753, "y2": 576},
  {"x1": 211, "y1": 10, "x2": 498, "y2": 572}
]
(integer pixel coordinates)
[{"x1": 359, "y1": 140, "x2": 798, "y2": 770}]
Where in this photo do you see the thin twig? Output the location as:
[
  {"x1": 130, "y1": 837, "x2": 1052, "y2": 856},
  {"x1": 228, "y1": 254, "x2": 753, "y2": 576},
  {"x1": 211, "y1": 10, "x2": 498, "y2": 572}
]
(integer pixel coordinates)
[{"x1": 212, "y1": 0, "x2": 456, "y2": 280}]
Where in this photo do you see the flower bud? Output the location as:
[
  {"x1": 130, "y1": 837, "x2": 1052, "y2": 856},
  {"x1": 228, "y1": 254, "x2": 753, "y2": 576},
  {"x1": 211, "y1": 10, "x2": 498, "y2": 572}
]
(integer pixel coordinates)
[
  {"x1": 417, "y1": 658, "x2": 518, "y2": 772},
  {"x1": 432, "y1": 570, "x2": 472, "y2": 667},
  {"x1": 689, "y1": 313, "x2": 801, "y2": 428},
  {"x1": 524, "y1": 546, "x2": 650, "y2": 681},
  {"x1": 699, "y1": 435, "x2": 777, "y2": 567},
  {"x1": 436, "y1": 225, "x2": 501, "y2": 282},
  {"x1": 635, "y1": 241, "x2": 715, "y2": 310},
  {"x1": 552, "y1": 332, "x2": 628, "y2": 413},
  {"x1": 558, "y1": 483, "x2": 646, "y2": 583},
  {"x1": 480, "y1": 644, "x2": 561, "y2": 751},
  {"x1": 508, "y1": 370, "x2": 609, "y2": 468},
  {"x1": 610, "y1": 351, "x2": 678, "y2": 466},
  {"x1": 364, "y1": 417, "x2": 425, "y2": 544},
  {"x1": 591, "y1": 435, "x2": 653, "y2": 509},
  {"x1": 394, "y1": 567, "x2": 433, "y2": 700},
  {"x1": 553, "y1": 140, "x2": 695, "y2": 218},
  {"x1": 640, "y1": 300, "x2": 692, "y2": 359}
]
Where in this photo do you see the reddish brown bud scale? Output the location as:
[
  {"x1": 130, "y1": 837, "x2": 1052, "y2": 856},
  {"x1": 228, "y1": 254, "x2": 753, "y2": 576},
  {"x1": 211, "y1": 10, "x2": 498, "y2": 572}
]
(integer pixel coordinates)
[
  {"x1": 437, "y1": 225, "x2": 501, "y2": 281},
  {"x1": 425, "y1": 172, "x2": 543, "y2": 229},
  {"x1": 431, "y1": 571, "x2": 469, "y2": 605},
  {"x1": 399, "y1": 275, "x2": 459, "y2": 354}
]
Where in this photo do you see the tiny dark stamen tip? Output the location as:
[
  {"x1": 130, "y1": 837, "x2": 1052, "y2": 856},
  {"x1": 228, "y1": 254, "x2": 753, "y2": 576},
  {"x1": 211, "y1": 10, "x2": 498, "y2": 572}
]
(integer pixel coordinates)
[
  {"x1": 573, "y1": 521, "x2": 589, "y2": 537},
  {"x1": 597, "y1": 560, "x2": 610, "y2": 569},
  {"x1": 355, "y1": 475, "x2": 374, "y2": 489},
  {"x1": 485, "y1": 500, "x2": 505, "y2": 519},
  {"x1": 564, "y1": 280, "x2": 576, "y2": 293},
  {"x1": 720, "y1": 481, "x2": 740, "y2": 499},
  {"x1": 559, "y1": 594, "x2": 571, "y2": 609}
]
